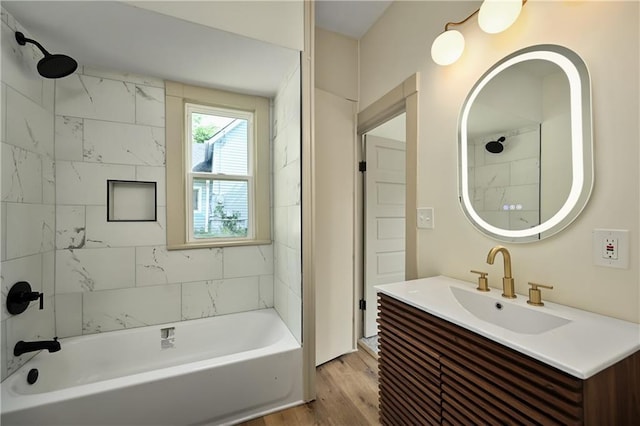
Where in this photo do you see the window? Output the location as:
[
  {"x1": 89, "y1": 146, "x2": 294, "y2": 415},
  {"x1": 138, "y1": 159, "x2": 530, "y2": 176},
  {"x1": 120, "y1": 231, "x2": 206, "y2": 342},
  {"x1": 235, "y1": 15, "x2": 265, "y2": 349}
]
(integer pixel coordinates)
[
  {"x1": 187, "y1": 104, "x2": 252, "y2": 240},
  {"x1": 165, "y1": 81, "x2": 271, "y2": 249}
]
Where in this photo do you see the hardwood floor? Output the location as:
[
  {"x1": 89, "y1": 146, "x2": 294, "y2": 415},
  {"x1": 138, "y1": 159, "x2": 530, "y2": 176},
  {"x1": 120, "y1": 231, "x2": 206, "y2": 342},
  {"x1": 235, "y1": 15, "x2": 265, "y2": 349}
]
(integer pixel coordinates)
[{"x1": 239, "y1": 347, "x2": 380, "y2": 425}]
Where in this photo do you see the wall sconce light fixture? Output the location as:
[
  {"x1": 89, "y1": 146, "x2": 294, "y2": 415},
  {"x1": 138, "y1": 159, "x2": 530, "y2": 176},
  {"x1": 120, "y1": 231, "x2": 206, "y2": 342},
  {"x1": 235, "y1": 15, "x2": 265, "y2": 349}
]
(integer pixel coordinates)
[{"x1": 431, "y1": 0, "x2": 526, "y2": 66}]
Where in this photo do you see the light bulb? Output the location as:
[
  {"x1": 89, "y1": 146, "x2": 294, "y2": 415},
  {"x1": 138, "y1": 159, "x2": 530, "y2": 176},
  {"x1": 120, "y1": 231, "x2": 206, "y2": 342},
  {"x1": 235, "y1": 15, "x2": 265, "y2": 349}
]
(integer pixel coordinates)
[
  {"x1": 431, "y1": 30, "x2": 465, "y2": 66},
  {"x1": 478, "y1": 0, "x2": 523, "y2": 34}
]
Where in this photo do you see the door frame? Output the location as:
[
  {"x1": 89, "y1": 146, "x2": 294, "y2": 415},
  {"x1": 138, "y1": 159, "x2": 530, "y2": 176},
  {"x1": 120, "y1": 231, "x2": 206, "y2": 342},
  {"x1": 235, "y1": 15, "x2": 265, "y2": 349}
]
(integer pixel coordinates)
[
  {"x1": 301, "y1": 0, "x2": 315, "y2": 401},
  {"x1": 355, "y1": 73, "x2": 420, "y2": 340}
]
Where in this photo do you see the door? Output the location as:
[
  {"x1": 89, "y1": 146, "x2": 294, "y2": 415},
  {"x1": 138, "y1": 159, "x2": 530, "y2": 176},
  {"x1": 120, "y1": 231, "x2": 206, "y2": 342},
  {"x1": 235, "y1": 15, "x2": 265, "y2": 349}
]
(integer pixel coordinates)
[
  {"x1": 364, "y1": 135, "x2": 406, "y2": 337},
  {"x1": 315, "y1": 88, "x2": 357, "y2": 365}
]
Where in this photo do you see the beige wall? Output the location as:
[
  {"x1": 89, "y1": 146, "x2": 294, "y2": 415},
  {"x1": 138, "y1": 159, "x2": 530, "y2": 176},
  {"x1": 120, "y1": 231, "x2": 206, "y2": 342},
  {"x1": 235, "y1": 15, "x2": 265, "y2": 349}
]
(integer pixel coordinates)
[
  {"x1": 360, "y1": 1, "x2": 639, "y2": 323},
  {"x1": 315, "y1": 27, "x2": 359, "y2": 100}
]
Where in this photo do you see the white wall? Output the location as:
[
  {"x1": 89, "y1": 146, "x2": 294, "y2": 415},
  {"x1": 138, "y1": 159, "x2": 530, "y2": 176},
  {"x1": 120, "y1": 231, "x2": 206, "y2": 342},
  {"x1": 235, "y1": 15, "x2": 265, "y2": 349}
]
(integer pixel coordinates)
[
  {"x1": 52, "y1": 66, "x2": 275, "y2": 337},
  {"x1": 367, "y1": 114, "x2": 406, "y2": 141},
  {"x1": 314, "y1": 28, "x2": 359, "y2": 362},
  {"x1": 1, "y1": 9, "x2": 56, "y2": 380},
  {"x1": 125, "y1": 1, "x2": 304, "y2": 51},
  {"x1": 360, "y1": 1, "x2": 639, "y2": 323},
  {"x1": 314, "y1": 88, "x2": 357, "y2": 364},
  {"x1": 273, "y1": 61, "x2": 302, "y2": 343}
]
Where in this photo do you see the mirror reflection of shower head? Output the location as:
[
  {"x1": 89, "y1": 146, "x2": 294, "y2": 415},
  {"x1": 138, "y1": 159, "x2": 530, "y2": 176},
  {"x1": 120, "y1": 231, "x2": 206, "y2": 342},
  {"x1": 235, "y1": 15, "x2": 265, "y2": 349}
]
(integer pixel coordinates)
[
  {"x1": 15, "y1": 32, "x2": 78, "y2": 79},
  {"x1": 485, "y1": 136, "x2": 506, "y2": 154}
]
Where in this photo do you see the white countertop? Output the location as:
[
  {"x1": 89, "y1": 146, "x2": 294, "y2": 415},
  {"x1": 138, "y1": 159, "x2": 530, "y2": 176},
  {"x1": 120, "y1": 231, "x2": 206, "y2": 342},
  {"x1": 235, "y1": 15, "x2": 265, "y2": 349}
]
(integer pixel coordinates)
[{"x1": 376, "y1": 275, "x2": 640, "y2": 379}]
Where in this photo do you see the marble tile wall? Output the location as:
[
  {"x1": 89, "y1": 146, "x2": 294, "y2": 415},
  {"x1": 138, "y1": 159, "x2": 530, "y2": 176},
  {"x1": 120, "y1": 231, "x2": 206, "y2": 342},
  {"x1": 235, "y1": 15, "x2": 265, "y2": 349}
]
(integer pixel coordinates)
[
  {"x1": 1, "y1": 10, "x2": 56, "y2": 380},
  {"x1": 470, "y1": 127, "x2": 541, "y2": 230},
  {"x1": 1, "y1": 8, "x2": 300, "y2": 382},
  {"x1": 53, "y1": 66, "x2": 275, "y2": 339},
  {"x1": 273, "y1": 62, "x2": 302, "y2": 343}
]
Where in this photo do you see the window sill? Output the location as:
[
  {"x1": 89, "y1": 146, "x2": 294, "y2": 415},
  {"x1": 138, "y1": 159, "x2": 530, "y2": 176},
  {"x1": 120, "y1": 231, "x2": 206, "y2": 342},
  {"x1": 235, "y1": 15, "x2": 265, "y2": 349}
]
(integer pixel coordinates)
[{"x1": 166, "y1": 239, "x2": 272, "y2": 251}]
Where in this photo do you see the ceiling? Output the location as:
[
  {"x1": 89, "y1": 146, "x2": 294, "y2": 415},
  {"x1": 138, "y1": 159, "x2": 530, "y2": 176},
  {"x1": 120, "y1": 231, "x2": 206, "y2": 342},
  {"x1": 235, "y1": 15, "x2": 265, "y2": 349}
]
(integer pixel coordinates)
[
  {"x1": 315, "y1": 0, "x2": 393, "y2": 39},
  {"x1": 3, "y1": 1, "x2": 299, "y2": 96},
  {"x1": 3, "y1": 1, "x2": 391, "y2": 96}
]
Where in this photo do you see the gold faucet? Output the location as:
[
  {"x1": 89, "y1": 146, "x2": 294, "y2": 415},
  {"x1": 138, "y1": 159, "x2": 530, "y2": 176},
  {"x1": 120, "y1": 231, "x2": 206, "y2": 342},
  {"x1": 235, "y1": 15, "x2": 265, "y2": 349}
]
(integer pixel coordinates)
[
  {"x1": 486, "y1": 245, "x2": 516, "y2": 299},
  {"x1": 527, "y1": 282, "x2": 554, "y2": 306}
]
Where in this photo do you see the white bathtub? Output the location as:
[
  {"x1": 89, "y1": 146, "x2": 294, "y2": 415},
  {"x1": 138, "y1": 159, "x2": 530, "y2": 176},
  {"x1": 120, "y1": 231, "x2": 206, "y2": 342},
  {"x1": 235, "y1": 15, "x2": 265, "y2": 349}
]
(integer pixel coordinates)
[{"x1": 1, "y1": 308, "x2": 303, "y2": 425}]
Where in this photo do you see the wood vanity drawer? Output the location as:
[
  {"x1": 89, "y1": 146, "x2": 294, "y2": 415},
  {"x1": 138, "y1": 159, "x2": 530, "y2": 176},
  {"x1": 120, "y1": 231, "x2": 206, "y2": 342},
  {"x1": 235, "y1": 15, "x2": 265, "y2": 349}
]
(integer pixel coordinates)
[
  {"x1": 377, "y1": 293, "x2": 639, "y2": 426},
  {"x1": 378, "y1": 326, "x2": 440, "y2": 377},
  {"x1": 442, "y1": 392, "x2": 500, "y2": 426},
  {"x1": 378, "y1": 297, "x2": 442, "y2": 425},
  {"x1": 441, "y1": 361, "x2": 581, "y2": 425}
]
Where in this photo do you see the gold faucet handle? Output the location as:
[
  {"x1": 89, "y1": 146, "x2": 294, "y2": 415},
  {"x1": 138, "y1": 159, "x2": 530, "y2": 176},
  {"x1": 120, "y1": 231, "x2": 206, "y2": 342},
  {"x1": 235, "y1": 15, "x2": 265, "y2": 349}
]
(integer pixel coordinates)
[
  {"x1": 527, "y1": 282, "x2": 554, "y2": 306},
  {"x1": 470, "y1": 270, "x2": 490, "y2": 292}
]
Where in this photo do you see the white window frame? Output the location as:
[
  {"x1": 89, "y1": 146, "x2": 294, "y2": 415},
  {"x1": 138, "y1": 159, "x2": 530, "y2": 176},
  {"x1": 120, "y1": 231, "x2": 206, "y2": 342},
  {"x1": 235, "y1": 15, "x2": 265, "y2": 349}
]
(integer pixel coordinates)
[
  {"x1": 165, "y1": 81, "x2": 271, "y2": 249},
  {"x1": 185, "y1": 104, "x2": 255, "y2": 243}
]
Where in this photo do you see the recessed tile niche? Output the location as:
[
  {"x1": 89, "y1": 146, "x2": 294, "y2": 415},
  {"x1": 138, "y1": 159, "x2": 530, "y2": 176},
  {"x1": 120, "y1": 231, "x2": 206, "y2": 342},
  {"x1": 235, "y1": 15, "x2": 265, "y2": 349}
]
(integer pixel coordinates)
[{"x1": 107, "y1": 180, "x2": 157, "y2": 222}]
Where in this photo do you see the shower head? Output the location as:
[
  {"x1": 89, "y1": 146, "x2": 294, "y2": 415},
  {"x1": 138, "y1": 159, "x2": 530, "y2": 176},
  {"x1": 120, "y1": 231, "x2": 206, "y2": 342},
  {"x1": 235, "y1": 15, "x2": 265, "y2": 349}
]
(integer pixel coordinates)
[
  {"x1": 15, "y1": 32, "x2": 78, "y2": 79},
  {"x1": 36, "y1": 54, "x2": 78, "y2": 79},
  {"x1": 485, "y1": 136, "x2": 506, "y2": 154}
]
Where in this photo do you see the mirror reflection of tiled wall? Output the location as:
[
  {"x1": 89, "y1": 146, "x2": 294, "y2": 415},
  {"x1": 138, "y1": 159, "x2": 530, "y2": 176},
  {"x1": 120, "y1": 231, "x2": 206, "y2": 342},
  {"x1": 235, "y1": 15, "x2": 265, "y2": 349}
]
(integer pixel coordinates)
[{"x1": 469, "y1": 126, "x2": 541, "y2": 231}]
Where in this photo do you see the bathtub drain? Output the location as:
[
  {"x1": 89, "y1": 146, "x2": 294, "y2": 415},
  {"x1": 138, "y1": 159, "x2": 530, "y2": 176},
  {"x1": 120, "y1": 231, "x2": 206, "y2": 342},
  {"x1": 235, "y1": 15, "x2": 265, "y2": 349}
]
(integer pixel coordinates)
[{"x1": 27, "y1": 368, "x2": 39, "y2": 385}]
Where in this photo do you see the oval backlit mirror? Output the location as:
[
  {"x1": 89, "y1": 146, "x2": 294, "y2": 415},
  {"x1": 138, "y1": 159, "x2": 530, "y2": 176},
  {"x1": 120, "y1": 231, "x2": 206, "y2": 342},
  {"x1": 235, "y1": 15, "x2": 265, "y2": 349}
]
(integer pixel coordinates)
[{"x1": 458, "y1": 44, "x2": 593, "y2": 242}]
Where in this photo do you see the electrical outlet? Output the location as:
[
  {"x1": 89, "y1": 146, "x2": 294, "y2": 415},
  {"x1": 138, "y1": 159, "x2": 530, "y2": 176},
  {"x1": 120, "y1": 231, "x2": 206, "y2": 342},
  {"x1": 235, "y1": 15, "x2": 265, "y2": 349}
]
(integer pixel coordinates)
[
  {"x1": 417, "y1": 207, "x2": 434, "y2": 229},
  {"x1": 602, "y1": 237, "x2": 618, "y2": 260},
  {"x1": 593, "y1": 229, "x2": 628, "y2": 269}
]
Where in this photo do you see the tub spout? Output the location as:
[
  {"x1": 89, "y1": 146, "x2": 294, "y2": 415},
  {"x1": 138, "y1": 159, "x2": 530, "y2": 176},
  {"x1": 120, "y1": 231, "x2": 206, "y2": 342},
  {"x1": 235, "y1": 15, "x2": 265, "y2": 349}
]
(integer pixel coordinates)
[{"x1": 14, "y1": 338, "x2": 60, "y2": 356}]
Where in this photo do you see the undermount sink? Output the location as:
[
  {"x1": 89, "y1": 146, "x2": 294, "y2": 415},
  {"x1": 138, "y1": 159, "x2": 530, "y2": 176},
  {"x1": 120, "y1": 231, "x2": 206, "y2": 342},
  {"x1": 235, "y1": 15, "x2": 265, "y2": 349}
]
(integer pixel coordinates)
[
  {"x1": 450, "y1": 286, "x2": 571, "y2": 334},
  {"x1": 376, "y1": 275, "x2": 640, "y2": 379}
]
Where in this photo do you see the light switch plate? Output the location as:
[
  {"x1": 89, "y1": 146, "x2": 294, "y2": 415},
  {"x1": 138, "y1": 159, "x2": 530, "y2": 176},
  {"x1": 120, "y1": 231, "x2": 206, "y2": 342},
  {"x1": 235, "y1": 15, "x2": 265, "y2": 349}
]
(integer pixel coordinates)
[
  {"x1": 417, "y1": 207, "x2": 434, "y2": 229},
  {"x1": 593, "y1": 229, "x2": 629, "y2": 269}
]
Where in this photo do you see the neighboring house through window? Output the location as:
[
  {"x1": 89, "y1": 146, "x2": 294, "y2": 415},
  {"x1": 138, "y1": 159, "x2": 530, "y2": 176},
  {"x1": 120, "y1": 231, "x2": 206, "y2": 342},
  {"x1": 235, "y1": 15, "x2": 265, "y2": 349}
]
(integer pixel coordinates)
[{"x1": 165, "y1": 81, "x2": 271, "y2": 249}]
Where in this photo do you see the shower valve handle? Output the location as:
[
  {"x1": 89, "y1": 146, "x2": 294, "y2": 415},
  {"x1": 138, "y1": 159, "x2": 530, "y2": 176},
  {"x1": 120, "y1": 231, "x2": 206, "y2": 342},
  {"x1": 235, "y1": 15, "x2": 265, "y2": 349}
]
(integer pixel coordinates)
[
  {"x1": 20, "y1": 290, "x2": 43, "y2": 308},
  {"x1": 7, "y1": 281, "x2": 44, "y2": 314}
]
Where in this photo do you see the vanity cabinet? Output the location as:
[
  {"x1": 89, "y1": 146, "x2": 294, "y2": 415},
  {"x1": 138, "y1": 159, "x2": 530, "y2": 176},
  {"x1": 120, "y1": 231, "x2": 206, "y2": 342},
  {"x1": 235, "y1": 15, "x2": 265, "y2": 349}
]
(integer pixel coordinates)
[{"x1": 378, "y1": 294, "x2": 640, "y2": 425}]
